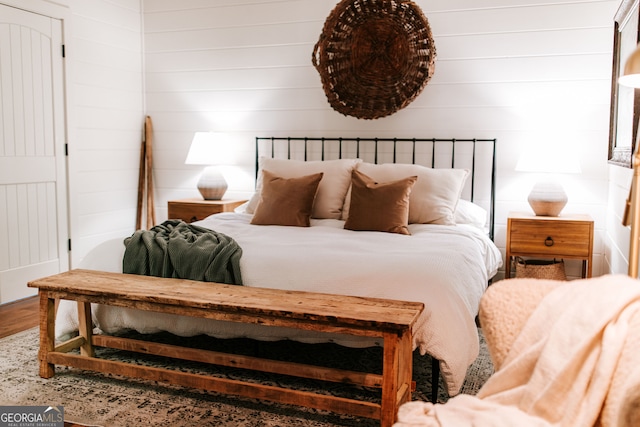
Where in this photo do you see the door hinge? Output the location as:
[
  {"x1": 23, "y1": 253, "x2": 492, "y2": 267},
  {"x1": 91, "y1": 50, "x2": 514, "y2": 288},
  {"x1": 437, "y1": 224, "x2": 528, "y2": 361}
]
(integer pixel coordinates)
[
  {"x1": 68, "y1": 239, "x2": 71, "y2": 252},
  {"x1": 65, "y1": 143, "x2": 69, "y2": 156},
  {"x1": 62, "y1": 44, "x2": 65, "y2": 58}
]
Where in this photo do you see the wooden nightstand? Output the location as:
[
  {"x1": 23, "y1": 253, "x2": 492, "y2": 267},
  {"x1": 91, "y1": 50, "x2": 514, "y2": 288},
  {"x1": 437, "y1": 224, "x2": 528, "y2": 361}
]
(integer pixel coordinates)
[
  {"x1": 505, "y1": 212, "x2": 594, "y2": 279},
  {"x1": 168, "y1": 198, "x2": 247, "y2": 223}
]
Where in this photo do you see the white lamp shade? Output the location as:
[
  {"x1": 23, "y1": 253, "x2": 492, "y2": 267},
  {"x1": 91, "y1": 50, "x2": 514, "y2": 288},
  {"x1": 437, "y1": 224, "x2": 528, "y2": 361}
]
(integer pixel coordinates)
[{"x1": 185, "y1": 132, "x2": 234, "y2": 165}]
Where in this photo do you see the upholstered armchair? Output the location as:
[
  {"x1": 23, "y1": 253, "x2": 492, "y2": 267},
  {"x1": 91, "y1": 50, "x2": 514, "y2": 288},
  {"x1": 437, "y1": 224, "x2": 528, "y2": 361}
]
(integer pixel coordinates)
[{"x1": 395, "y1": 276, "x2": 640, "y2": 427}]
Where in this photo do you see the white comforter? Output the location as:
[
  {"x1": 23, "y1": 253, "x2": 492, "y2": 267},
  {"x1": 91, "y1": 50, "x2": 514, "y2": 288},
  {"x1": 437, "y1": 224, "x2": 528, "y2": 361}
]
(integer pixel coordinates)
[{"x1": 56, "y1": 213, "x2": 501, "y2": 395}]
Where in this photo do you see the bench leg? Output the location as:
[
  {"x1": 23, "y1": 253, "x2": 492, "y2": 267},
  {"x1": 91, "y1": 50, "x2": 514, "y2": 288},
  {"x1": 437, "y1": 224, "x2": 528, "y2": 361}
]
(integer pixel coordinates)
[
  {"x1": 381, "y1": 331, "x2": 413, "y2": 427},
  {"x1": 38, "y1": 291, "x2": 56, "y2": 378},
  {"x1": 77, "y1": 301, "x2": 95, "y2": 357},
  {"x1": 396, "y1": 331, "x2": 413, "y2": 406}
]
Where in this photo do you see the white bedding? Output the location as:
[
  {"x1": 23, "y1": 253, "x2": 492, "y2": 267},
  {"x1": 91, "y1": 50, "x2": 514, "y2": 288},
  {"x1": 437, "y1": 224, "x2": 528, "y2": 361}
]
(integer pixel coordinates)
[{"x1": 56, "y1": 212, "x2": 501, "y2": 396}]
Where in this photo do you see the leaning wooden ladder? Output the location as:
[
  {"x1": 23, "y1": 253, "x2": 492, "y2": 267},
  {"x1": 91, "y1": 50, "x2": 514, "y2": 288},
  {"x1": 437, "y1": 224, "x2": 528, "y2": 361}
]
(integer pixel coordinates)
[{"x1": 136, "y1": 116, "x2": 155, "y2": 230}]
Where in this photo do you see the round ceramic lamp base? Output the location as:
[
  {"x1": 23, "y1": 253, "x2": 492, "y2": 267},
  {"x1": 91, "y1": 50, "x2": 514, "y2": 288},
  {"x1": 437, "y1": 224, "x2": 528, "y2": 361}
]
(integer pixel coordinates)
[
  {"x1": 527, "y1": 181, "x2": 568, "y2": 217},
  {"x1": 197, "y1": 166, "x2": 228, "y2": 200}
]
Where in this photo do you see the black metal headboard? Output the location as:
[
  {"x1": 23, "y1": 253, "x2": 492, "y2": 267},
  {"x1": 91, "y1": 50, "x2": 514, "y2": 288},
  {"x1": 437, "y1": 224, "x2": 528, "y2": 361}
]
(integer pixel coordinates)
[{"x1": 255, "y1": 137, "x2": 497, "y2": 240}]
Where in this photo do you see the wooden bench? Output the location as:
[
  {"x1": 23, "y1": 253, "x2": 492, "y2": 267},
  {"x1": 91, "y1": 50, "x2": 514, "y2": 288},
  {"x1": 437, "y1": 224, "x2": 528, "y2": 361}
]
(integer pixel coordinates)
[{"x1": 28, "y1": 269, "x2": 424, "y2": 426}]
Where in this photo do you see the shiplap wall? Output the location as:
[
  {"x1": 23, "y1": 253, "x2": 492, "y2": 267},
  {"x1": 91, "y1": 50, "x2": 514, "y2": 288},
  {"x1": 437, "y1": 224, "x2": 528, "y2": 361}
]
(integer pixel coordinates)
[
  {"x1": 607, "y1": 165, "x2": 633, "y2": 274},
  {"x1": 2, "y1": 0, "x2": 626, "y2": 278},
  {"x1": 65, "y1": 0, "x2": 144, "y2": 266},
  {"x1": 143, "y1": 0, "x2": 619, "y2": 278}
]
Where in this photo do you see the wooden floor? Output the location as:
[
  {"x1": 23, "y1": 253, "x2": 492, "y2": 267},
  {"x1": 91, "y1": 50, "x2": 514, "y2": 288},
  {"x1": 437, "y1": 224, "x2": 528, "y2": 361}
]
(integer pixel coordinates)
[{"x1": 0, "y1": 295, "x2": 39, "y2": 339}]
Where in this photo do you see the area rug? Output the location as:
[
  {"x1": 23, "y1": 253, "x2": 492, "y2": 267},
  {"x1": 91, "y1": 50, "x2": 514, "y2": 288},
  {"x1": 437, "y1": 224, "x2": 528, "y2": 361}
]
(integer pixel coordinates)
[{"x1": 0, "y1": 328, "x2": 493, "y2": 426}]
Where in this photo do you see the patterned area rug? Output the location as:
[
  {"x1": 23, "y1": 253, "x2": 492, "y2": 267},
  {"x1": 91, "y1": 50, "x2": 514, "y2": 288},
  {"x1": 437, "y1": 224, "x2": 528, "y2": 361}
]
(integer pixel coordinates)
[{"x1": 0, "y1": 328, "x2": 493, "y2": 426}]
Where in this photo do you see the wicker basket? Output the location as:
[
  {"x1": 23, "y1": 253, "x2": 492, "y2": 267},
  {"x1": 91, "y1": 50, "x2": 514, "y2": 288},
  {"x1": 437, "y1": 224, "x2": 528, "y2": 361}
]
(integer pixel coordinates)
[
  {"x1": 515, "y1": 257, "x2": 567, "y2": 281},
  {"x1": 312, "y1": 0, "x2": 436, "y2": 120}
]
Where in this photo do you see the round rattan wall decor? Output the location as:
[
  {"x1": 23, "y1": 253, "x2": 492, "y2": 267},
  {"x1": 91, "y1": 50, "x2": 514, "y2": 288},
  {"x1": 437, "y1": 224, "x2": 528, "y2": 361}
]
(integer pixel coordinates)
[{"x1": 312, "y1": 0, "x2": 436, "y2": 120}]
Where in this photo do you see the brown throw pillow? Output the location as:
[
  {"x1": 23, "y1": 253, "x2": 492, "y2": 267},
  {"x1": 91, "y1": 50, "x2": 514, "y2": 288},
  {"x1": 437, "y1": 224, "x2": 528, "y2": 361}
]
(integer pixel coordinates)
[
  {"x1": 250, "y1": 170, "x2": 324, "y2": 227},
  {"x1": 344, "y1": 169, "x2": 417, "y2": 235},
  {"x1": 344, "y1": 163, "x2": 469, "y2": 225}
]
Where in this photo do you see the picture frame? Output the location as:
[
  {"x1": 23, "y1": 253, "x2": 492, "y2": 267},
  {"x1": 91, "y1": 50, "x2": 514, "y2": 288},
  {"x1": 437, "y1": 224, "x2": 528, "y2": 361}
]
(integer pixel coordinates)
[{"x1": 609, "y1": 0, "x2": 640, "y2": 167}]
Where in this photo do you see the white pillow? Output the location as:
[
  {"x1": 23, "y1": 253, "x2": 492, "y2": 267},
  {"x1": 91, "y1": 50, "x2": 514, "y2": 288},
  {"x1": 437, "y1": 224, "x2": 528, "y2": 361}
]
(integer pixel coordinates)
[
  {"x1": 233, "y1": 201, "x2": 249, "y2": 214},
  {"x1": 344, "y1": 163, "x2": 469, "y2": 225},
  {"x1": 246, "y1": 157, "x2": 362, "y2": 219},
  {"x1": 455, "y1": 199, "x2": 488, "y2": 229}
]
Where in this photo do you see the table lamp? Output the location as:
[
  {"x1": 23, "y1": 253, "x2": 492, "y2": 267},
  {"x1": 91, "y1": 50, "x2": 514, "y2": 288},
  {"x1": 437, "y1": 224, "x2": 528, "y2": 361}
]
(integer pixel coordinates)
[
  {"x1": 515, "y1": 145, "x2": 581, "y2": 217},
  {"x1": 185, "y1": 132, "x2": 232, "y2": 200},
  {"x1": 619, "y1": 42, "x2": 640, "y2": 277}
]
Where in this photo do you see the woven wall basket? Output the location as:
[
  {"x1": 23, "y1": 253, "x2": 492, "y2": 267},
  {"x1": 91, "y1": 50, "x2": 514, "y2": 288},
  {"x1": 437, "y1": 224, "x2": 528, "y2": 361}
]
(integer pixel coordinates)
[{"x1": 312, "y1": 0, "x2": 436, "y2": 120}]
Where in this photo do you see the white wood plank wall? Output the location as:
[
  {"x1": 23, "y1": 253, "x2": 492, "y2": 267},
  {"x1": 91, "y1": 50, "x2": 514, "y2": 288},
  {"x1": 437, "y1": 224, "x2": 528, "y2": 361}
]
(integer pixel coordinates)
[
  {"x1": 65, "y1": 0, "x2": 144, "y2": 266},
  {"x1": 142, "y1": 0, "x2": 619, "y2": 278},
  {"x1": 8, "y1": 0, "x2": 627, "y2": 278}
]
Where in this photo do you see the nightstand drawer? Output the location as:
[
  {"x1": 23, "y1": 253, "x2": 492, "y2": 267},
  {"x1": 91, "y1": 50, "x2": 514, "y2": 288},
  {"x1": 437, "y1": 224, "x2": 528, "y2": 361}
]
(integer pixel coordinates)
[{"x1": 509, "y1": 221, "x2": 591, "y2": 257}]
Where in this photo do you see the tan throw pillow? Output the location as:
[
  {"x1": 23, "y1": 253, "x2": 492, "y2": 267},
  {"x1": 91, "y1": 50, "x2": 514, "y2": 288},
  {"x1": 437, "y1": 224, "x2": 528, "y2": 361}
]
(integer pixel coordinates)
[
  {"x1": 250, "y1": 170, "x2": 323, "y2": 227},
  {"x1": 345, "y1": 163, "x2": 469, "y2": 225},
  {"x1": 344, "y1": 169, "x2": 416, "y2": 235},
  {"x1": 247, "y1": 157, "x2": 362, "y2": 219}
]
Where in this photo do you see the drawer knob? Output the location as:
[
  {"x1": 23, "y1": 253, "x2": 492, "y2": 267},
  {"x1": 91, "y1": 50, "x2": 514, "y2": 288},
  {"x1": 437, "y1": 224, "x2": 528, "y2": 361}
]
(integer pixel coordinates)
[{"x1": 545, "y1": 236, "x2": 554, "y2": 247}]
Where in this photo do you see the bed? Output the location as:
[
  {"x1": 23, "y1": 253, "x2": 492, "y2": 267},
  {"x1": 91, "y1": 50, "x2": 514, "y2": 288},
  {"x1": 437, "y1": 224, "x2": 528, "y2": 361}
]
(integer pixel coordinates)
[{"x1": 56, "y1": 136, "x2": 501, "y2": 398}]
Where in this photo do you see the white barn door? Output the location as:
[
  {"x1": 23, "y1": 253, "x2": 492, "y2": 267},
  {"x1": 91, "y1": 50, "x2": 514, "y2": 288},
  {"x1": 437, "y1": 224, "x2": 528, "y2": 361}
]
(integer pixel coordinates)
[{"x1": 0, "y1": 5, "x2": 68, "y2": 303}]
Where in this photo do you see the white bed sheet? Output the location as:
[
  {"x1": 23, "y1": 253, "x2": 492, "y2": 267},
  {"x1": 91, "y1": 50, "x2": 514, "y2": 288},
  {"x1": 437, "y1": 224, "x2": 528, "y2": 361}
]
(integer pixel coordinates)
[{"x1": 56, "y1": 213, "x2": 501, "y2": 395}]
